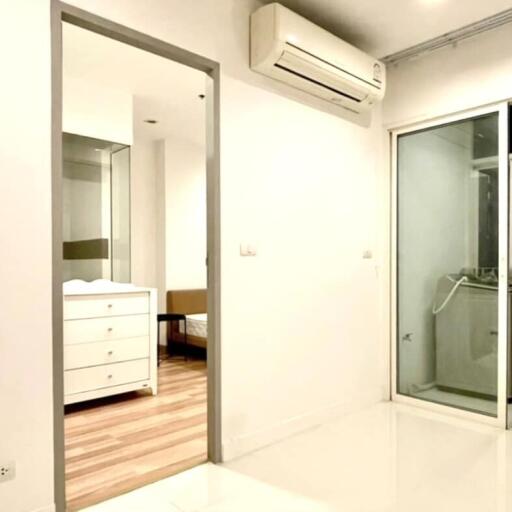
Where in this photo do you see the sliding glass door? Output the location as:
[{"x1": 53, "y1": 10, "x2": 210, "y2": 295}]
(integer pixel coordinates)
[{"x1": 392, "y1": 104, "x2": 510, "y2": 426}]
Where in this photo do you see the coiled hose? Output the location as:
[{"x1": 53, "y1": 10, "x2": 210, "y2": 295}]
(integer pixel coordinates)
[{"x1": 432, "y1": 275, "x2": 468, "y2": 315}]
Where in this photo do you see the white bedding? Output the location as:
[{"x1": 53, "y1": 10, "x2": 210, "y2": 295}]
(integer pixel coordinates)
[{"x1": 180, "y1": 313, "x2": 208, "y2": 339}]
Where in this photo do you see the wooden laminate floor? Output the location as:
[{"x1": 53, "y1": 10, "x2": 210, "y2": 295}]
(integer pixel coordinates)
[{"x1": 64, "y1": 357, "x2": 207, "y2": 511}]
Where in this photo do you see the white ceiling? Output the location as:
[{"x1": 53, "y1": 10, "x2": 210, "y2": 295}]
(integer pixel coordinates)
[
  {"x1": 63, "y1": 23, "x2": 206, "y2": 145},
  {"x1": 261, "y1": 0, "x2": 512, "y2": 57},
  {"x1": 63, "y1": 0, "x2": 512, "y2": 141}
]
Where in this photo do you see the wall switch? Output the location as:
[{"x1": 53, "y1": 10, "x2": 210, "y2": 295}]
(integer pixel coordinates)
[
  {"x1": 0, "y1": 461, "x2": 15, "y2": 483},
  {"x1": 240, "y1": 243, "x2": 257, "y2": 257}
]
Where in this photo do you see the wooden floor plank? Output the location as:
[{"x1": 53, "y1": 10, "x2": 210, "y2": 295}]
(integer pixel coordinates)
[{"x1": 65, "y1": 357, "x2": 207, "y2": 511}]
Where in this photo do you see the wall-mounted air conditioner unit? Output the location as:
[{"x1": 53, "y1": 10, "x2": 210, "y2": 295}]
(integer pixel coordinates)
[{"x1": 250, "y1": 3, "x2": 385, "y2": 113}]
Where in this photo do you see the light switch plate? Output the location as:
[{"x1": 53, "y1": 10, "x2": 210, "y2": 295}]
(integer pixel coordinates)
[{"x1": 240, "y1": 243, "x2": 257, "y2": 257}]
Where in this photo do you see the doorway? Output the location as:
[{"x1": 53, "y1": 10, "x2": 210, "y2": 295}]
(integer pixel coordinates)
[
  {"x1": 390, "y1": 103, "x2": 510, "y2": 427},
  {"x1": 51, "y1": 3, "x2": 221, "y2": 511}
]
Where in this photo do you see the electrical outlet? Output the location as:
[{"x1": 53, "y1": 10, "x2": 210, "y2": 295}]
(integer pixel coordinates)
[{"x1": 0, "y1": 462, "x2": 15, "y2": 483}]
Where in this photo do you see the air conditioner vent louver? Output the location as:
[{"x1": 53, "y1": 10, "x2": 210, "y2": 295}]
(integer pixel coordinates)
[
  {"x1": 284, "y1": 42, "x2": 382, "y2": 92},
  {"x1": 250, "y1": 3, "x2": 386, "y2": 114},
  {"x1": 274, "y1": 63, "x2": 363, "y2": 103}
]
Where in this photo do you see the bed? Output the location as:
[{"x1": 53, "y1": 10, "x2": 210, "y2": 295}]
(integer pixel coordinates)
[{"x1": 166, "y1": 289, "x2": 207, "y2": 349}]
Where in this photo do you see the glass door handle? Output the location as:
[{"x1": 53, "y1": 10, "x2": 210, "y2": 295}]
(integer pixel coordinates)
[{"x1": 402, "y1": 333, "x2": 413, "y2": 342}]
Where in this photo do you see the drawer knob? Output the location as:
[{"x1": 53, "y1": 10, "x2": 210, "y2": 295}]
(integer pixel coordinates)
[
  {"x1": 108, "y1": 350, "x2": 113, "y2": 355},
  {"x1": 108, "y1": 374, "x2": 113, "y2": 379},
  {"x1": 108, "y1": 304, "x2": 113, "y2": 308},
  {"x1": 108, "y1": 327, "x2": 113, "y2": 332}
]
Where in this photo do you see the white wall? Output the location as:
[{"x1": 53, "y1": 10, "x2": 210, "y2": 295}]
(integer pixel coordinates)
[
  {"x1": 383, "y1": 24, "x2": 512, "y2": 127},
  {"x1": 165, "y1": 138, "x2": 207, "y2": 291},
  {"x1": 0, "y1": 2, "x2": 55, "y2": 512},
  {"x1": 1, "y1": 2, "x2": 388, "y2": 510},
  {"x1": 220, "y1": 77, "x2": 384, "y2": 456},
  {"x1": 129, "y1": 136, "x2": 173, "y2": 329},
  {"x1": 68, "y1": 8, "x2": 387, "y2": 448},
  {"x1": 63, "y1": 76, "x2": 133, "y2": 145},
  {"x1": 155, "y1": 140, "x2": 167, "y2": 316},
  {"x1": 130, "y1": 138, "x2": 159, "y2": 289},
  {"x1": 60, "y1": 0, "x2": 386, "y2": 459}
]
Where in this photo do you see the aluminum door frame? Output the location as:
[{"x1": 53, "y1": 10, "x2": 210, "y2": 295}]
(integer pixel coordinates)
[
  {"x1": 51, "y1": 3, "x2": 222, "y2": 510},
  {"x1": 390, "y1": 102, "x2": 510, "y2": 429}
]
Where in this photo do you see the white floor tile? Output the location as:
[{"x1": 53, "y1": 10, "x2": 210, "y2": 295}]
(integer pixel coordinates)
[
  {"x1": 199, "y1": 487, "x2": 335, "y2": 512},
  {"x1": 83, "y1": 402, "x2": 512, "y2": 512},
  {"x1": 143, "y1": 463, "x2": 244, "y2": 511},
  {"x1": 82, "y1": 489, "x2": 183, "y2": 512}
]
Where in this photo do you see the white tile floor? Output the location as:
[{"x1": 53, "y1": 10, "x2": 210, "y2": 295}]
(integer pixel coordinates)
[{"x1": 83, "y1": 402, "x2": 512, "y2": 512}]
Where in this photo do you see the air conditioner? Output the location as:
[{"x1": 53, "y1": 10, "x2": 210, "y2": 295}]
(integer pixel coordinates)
[{"x1": 250, "y1": 3, "x2": 385, "y2": 113}]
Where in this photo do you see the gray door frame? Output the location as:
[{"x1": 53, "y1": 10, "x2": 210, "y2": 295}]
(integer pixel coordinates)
[{"x1": 51, "y1": 2, "x2": 222, "y2": 510}]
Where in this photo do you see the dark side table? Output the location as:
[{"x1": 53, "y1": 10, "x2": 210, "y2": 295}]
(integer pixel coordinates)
[{"x1": 157, "y1": 313, "x2": 187, "y2": 365}]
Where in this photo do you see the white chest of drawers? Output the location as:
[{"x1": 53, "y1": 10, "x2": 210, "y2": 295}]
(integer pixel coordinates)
[{"x1": 63, "y1": 286, "x2": 158, "y2": 405}]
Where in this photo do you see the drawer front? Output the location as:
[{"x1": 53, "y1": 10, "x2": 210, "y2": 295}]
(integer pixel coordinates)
[
  {"x1": 65, "y1": 359, "x2": 149, "y2": 395},
  {"x1": 64, "y1": 314, "x2": 149, "y2": 345},
  {"x1": 64, "y1": 337, "x2": 150, "y2": 370},
  {"x1": 64, "y1": 293, "x2": 149, "y2": 320}
]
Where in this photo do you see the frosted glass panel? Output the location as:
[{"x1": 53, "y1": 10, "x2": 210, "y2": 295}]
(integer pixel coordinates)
[
  {"x1": 62, "y1": 133, "x2": 130, "y2": 282},
  {"x1": 111, "y1": 146, "x2": 131, "y2": 283},
  {"x1": 397, "y1": 113, "x2": 499, "y2": 417}
]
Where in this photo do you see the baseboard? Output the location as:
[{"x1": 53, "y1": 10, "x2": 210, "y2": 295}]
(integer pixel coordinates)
[
  {"x1": 32, "y1": 505, "x2": 55, "y2": 512},
  {"x1": 222, "y1": 387, "x2": 386, "y2": 461}
]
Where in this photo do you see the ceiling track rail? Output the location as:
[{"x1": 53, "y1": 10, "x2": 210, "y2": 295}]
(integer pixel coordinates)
[{"x1": 381, "y1": 8, "x2": 512, "y2": 65}]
